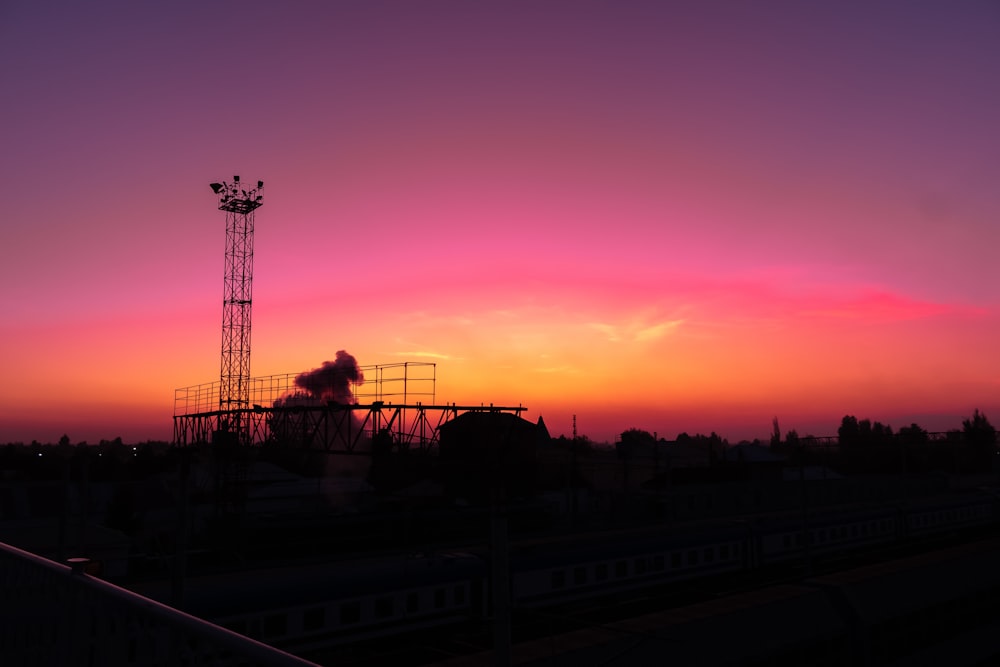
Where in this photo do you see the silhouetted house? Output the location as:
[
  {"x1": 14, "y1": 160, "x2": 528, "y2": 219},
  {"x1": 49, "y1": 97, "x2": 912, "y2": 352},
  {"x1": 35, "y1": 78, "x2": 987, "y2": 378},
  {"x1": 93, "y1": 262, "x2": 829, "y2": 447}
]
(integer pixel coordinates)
[
  {"x1": 722, "y1": 443, "x2": 785, "y2": 481},
  {"x1": 650, "y1": 441, "x2": 726, "y2": 486},
  {"x1": 437, "y1": 412, "x2": 548, "y2": 504},
  {"x1": 664, "y1": 440, "x2": 712, "y2": 469}
]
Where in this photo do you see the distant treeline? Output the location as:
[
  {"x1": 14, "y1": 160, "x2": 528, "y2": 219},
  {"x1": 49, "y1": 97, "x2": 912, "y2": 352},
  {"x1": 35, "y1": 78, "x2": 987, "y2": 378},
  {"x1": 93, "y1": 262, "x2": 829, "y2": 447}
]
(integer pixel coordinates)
[
  {"x1": 606, "y1": 410, "x2": 998, "y2": 475},
  {"x1": 0, "y1": 437, "x2": 174, "y2": 481}
]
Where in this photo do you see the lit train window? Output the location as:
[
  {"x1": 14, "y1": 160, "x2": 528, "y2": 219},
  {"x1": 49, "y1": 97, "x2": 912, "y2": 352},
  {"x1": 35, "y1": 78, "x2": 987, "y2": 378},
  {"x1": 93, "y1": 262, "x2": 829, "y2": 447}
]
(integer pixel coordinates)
[{"x1": 302, "y1": 607, "x2": 324, "y2": 632}]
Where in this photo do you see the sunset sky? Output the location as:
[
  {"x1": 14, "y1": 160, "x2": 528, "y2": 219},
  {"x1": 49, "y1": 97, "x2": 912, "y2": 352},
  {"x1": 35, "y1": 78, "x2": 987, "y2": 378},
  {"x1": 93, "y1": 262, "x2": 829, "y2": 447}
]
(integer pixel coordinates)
[{"x1": 2, "y1": 1, "x2": 999, "y2": 445}]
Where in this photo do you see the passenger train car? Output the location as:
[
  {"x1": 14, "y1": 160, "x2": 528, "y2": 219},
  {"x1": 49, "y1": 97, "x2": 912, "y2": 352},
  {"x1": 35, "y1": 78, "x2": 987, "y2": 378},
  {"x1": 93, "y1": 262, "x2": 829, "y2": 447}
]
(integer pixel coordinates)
[{"x1": 135, "y1": 488, "x2": 1000, "y2": 658}]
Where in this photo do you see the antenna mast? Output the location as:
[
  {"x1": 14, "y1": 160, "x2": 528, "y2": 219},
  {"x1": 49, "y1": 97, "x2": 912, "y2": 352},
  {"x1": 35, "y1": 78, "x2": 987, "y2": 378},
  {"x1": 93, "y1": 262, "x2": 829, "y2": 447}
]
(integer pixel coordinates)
[{"x1": 209, "y1": 176, "x2": 264, "y2": 444}]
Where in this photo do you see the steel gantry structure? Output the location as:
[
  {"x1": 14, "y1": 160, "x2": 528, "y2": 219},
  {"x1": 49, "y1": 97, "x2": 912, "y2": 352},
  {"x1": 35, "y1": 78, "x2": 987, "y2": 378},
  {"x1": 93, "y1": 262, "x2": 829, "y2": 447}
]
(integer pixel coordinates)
[{"x1": 174, "y1": 363, "x2": 526, "y2": 454}]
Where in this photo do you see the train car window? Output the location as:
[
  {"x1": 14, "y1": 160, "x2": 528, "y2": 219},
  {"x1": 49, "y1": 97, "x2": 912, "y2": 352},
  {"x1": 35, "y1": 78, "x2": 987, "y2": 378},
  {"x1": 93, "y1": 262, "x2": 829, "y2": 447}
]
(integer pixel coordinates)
[
  {"x1": 340, "y1": 601, "x2": 361, "y2": 625},
  {"x1": 671, "y1": 553, "x2": 681, "y2": 569},
  {"x1": 733, "y1": 542, "x2": 740, "y2": 555},
  {"x1": 406, "y1": 592, "x2": 419, "y2": 614},
  {"x1": 434, "y1": 588, "x2": 446, "y2": 609},
  {"x1": 574, "y1": 566, "x2": 588, "y2": 585},
  {"x1": 615, "y1": 560, "x2": 628, "y2": 578},
  {"x1": 851, "y1": 525, "x2": 858, "y2": 537},
  {"x1": 634, "y1": 557, "x2": 647, "y2": 574},
  {"x1": 703, "y1": 548, "x2": 714, "y2": 563},
  {"x1": 262, "y1": 614, "x2": 287, "y2": 639},
  {"x1": 551, "y1": 570, "x2": 566, "y2": 589},
  {"x1": 303, "y1": 607, "x2": 325, "y2": 632},
  {"x1": 375, "y1": 597, "x2": 393, "y2": 619},
  {"x1": 783, "y1": 534, "x2": 791, "y2": 549},
  {"x1": 687, "y1": 550, "x2": 698, "y2": 566},
  {"x1": 652, "y1": 555, "x2": 664, "y2": 571},
  {"x1": 595, "y1": 563, "x2": 608, "y2": 581},
  {"x1": 454, "y1": 585, "x2": 466, "y2": 605},
  {"x1": 720, "y1": 545, "x2": 730, "y2": 560}
]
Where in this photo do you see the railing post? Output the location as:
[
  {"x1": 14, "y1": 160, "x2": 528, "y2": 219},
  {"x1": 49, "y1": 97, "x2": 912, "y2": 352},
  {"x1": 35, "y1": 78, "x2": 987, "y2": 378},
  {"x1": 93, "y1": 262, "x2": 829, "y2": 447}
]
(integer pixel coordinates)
[{"x1": 68, "y1": 556, "x2": 90, "y2": 575}]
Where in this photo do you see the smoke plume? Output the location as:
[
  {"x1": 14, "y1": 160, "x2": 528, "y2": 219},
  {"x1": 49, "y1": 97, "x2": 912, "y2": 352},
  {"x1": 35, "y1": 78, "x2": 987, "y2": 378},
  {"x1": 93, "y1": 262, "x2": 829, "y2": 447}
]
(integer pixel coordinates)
[{"x1": 293, "y1": 350, "x2": 364, "y2": 403}]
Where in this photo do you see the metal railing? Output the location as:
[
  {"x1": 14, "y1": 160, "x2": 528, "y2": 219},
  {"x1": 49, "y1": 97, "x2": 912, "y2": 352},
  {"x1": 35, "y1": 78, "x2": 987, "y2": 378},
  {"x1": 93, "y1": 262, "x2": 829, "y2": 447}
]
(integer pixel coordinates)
[
  {"x1": 175, "y1": 362, "x2": 436, "y2": 417},
  {"x1": 0, "y1": 541, "x2": 321, "y2": 667}
]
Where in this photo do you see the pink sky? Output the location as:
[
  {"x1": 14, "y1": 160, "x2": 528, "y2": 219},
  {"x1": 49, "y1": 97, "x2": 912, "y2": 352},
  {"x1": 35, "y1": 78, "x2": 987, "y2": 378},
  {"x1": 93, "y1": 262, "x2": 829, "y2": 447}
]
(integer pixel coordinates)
[{"x1": 2, "y1": 1, "x2": 999, "y2": 444}]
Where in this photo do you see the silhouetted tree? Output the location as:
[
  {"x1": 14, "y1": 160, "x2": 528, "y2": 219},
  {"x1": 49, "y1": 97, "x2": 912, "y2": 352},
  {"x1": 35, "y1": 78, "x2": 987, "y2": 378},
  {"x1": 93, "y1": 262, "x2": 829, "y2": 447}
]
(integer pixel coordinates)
[
  {"x1": 963, "y1": 409, "x2": 997, "y2": 471},
  {"x1": 838, "y1": 415, "x2": 896, "y2": 472},
  {"x1": 897, "y1": 423, "x2": 929, "y2": 472},
  {"x1": 617, "y1": 428, "x2": 655, "y2": 459}
]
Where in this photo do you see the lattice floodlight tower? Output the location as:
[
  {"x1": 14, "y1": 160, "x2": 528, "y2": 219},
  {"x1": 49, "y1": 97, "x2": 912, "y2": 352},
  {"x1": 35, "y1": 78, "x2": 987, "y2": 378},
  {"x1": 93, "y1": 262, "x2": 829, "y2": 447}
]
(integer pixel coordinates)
[{"x1": 209, "y1": 176, "x2": 263, "y2": 446}]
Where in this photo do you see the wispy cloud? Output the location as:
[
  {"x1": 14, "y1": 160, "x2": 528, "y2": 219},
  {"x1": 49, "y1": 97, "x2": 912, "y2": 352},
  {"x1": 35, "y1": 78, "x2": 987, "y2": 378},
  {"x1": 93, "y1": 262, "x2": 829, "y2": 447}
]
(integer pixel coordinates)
[
  {"x1": 635, "y1": 320, "x2": 684, "y2": 341},
  {"x1": 392, "y1": 350, "x2": 459, "y2": 360},
  {"x1": 589, "y1": 318, "x2": 685, "y2": 343},
  {"x1": 797, "y1": 290, "x2": 987, "y2": 322},
  {"x1": 588, "y1": 322, "x2": 622, "y2": 342}
]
